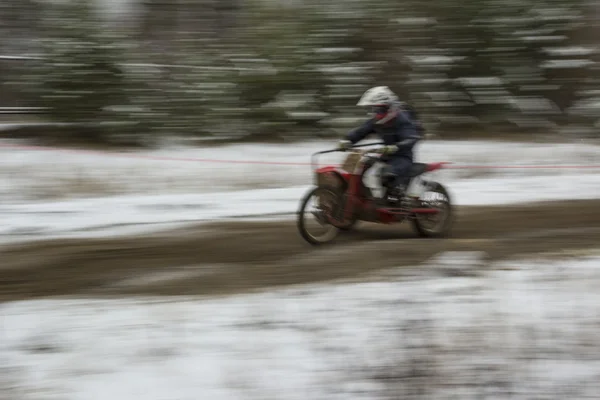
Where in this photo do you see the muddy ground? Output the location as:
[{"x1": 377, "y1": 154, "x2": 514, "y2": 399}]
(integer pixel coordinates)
[{"x1": 1, "y1": 199, "x2": 600, "y2": 302}]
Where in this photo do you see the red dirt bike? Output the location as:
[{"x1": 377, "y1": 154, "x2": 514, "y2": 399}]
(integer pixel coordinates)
[{"x1": 297, "y1": 142, "x2": 454, "y2": 245}]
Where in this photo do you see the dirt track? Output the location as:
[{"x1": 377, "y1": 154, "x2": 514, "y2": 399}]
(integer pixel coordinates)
[{"x1": 1, "y1": 199, "x2": 600, "y2": 302}]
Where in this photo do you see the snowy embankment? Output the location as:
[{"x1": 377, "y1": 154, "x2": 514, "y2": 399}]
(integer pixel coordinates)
[
  {"x1": 2, "y1": 138, "x2": 600, "y2": 399},
  {"x1": 1, "y1": 138, "x2": 599, "y2": 243},
  {"x1": 2, "y1": 252, "x2": 600, "y2": 399}
]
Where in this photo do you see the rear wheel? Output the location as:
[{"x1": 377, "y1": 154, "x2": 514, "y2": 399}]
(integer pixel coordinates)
[
  {"x1": 297, "y1": 185, "x2": 353, "y2": 245},
  {"x1": 411, "y1": 182, "x2": 454, "y2": 237}
]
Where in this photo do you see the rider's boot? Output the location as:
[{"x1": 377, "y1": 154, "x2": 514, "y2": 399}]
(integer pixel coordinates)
[
  {"x1": 377, "y1": 183, "x2": 406, "y2": 208},
  {"x1": 389, "y1": 184, "x2": 407, "y2": 206}
]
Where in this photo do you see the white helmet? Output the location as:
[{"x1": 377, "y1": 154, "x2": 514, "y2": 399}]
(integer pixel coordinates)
[
  {"x1": 357, "y1": 86, "x2": 400, "y2": 124},
  {"x1": 357, "y1": 86, "x2": 398, "y2": 107}
]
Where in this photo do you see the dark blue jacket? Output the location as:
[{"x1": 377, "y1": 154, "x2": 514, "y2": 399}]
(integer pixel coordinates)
[{"x1": 345, "y1": 107, "x2": 422, "y2": 161}]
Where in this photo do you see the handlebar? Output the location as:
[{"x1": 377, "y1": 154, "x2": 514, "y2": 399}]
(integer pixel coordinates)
[{"x1": 310, "y1": 141, "x2": 385, "y2": 172}]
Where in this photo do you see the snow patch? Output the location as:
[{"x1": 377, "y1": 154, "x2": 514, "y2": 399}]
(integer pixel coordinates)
[
  {"x1": 0, "y1": 139, "x2": 599, "y2": 244},
  {"x1": 2, "y1": 255, "x2": 600, "y2": 399}
]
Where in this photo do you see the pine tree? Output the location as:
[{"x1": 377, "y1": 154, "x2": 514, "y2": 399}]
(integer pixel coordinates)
[{"x1": 27, "y1": 0, "x2": 145, "y2": 145}]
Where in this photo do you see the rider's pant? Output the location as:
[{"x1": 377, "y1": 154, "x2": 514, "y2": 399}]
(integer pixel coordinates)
[{"x1": 386, "y1": 156, "x2": 412, "y2": 187}]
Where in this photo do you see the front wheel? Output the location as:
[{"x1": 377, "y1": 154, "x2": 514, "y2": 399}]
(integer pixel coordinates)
[
  {"x1": 297, "y1": 185, "x2": 345, "y2": 245},
  {"x1": 411, "y1": 182, "x2": 454, "y2": 238}
]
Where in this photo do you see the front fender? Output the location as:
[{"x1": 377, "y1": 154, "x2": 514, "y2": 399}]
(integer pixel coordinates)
[{"x1": 315, "y1": 167, "x2": 350, "y2": 192}]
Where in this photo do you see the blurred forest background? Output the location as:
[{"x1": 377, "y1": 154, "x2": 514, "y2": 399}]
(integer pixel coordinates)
[{"x1": 1, "y1": 0, "x2": 599, "y2": 146}]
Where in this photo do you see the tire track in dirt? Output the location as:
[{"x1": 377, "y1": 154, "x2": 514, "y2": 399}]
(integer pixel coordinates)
[{"x1": 1, "y1": 199, "x2": 600, "y2": 301}]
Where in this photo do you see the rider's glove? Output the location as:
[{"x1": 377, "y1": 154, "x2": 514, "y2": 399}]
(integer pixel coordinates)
[
  {"x1": 337, "y1": 139, "x2": 352, "y2": 151},
  {"x1": 382, "y1": 144, "x2": 399, "y2": 155}
]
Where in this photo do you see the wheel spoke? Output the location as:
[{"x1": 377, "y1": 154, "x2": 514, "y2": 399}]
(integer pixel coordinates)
[{"x1": 298, "y1": 186, "x2": 341, "y2": 244}]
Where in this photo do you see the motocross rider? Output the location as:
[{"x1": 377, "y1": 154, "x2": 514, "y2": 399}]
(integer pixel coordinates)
[{"x1": 337, "y1": 86, "x2": 423, "y2": 204}]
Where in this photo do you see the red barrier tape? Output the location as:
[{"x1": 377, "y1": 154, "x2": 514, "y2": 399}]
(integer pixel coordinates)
[
  {"x1": 2, "y1": 142, "x2": 600, "y2": 169},
  {"x1": 446, "y1": 165, "x2": 600, "y2": 169}
]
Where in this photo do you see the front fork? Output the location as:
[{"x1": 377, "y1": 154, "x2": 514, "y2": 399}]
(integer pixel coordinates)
[
  {"x1": 324, "y1": 190, "x2": 357, "y2": 226},
  {"x1": 340, "y1": 171, "x2": 365, "y2": 222},
  {"x1": 312, "y1": 187, "x2": 351, "y2": 226}
]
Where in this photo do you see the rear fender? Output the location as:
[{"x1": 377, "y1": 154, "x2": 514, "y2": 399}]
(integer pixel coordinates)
[
  {"x1": 315, "y1": 166, "x2": 350, "y2": 192},
  {"x1": 426, "y1": 162, "x2": 452, "y2": 172}
]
